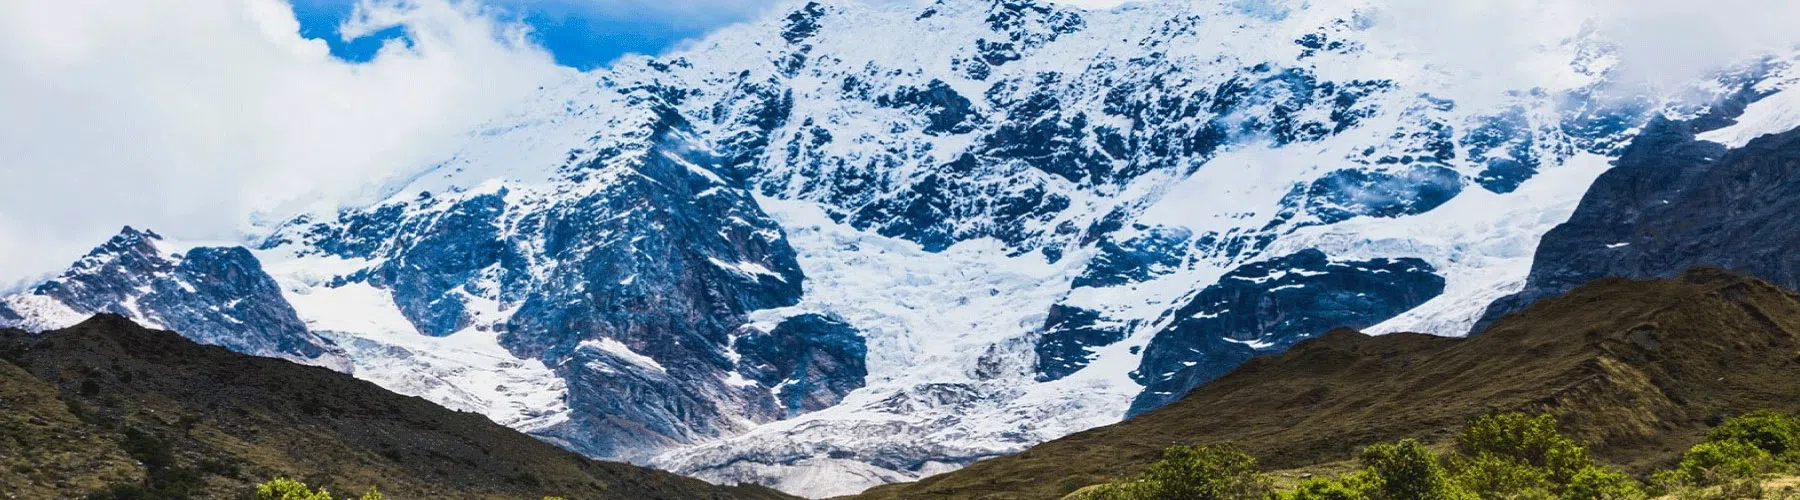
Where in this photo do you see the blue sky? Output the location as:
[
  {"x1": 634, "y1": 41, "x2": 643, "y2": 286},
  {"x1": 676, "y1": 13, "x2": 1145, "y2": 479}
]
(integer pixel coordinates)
[{"x1": 290, "y1": 0, "x2": 776, "y2": 69}]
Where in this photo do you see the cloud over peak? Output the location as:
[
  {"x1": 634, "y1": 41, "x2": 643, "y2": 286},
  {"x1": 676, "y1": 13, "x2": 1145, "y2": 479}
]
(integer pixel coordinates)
[{"x1": 0, "y1": 0, "x2": 565, "y2": 286}]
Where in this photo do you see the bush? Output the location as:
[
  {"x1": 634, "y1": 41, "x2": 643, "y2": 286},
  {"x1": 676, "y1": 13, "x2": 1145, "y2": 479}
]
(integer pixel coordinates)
[
  {"x1": 253, "y1": 479, "x2": 385, "y2": 500},
  {"x1": 1091, "y1": 444, "x2": 1273, "y2": 500},
  {"x1": 1359, "y1": 439, "x2": 1472, "y2": 500},
  {"x1": 1655, "y1": 438, "x2": 1778, "y2": 488},
  {"x1": 1708, "y1": 411, "x2": 1800, "y2": 462},
  {"x1": 255, "y1": 478, "x2": 332, "y2": 500},
  {"x1": 1454, "y1": 413, "x2": 1590, "y2": 485},
  {"x1": 1087, "y1": 412, "x2": 1658, "y2": 500},
  {"x1": 1449, "y1": 452, "x2": 1553, "y2": 498},
  {"x1": 1562, "y1": 465, "x2": 1645, "y2": 500}
]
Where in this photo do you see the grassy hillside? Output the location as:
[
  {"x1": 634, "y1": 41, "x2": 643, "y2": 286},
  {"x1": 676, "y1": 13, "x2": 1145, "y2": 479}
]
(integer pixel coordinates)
[
  {"x1": 853, "y1": 268, "x2": 1800, "y2": 499},
  {"x1": 0, "y1": 315, "x2": 796, "y2": 499}
]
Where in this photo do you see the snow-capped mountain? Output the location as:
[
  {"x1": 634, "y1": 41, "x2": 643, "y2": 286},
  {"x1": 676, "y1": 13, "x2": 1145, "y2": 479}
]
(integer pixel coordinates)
[
  {"x1": 0, "y1": 227, "x2": 349, "y2": 371},
  {"x1": 6, "y1": 0, "x2": 1799, "y2": 498}
]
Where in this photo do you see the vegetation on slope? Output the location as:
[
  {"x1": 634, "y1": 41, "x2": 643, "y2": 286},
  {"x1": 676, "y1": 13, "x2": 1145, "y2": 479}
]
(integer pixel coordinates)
[
  {"x1": 1072, "y1": 411, "x2": 1800, "y2": 500},
  {"x1": 0, "y1": 315, "x2": 795, "y2": 499},
  {"x1": 852, "y1": 269, "x2": 1800, "y2": 499},
  {"x1": 1074, "y1": 413, "x2": 1639, "y2": 500}
]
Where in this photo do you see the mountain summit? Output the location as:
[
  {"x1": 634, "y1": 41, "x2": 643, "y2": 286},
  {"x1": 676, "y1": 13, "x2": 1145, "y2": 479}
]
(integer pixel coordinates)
[{"x1": 4, "y1": 0, "x2": 1798, "y2": 496}]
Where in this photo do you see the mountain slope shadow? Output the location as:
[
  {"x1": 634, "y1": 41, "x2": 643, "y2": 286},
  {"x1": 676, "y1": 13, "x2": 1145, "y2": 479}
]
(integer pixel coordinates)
[
  {"x1": 0, "y1": 315, "x2": 796, "y2": 500},
  {"x1": 850, "y1": 268, "x2": 1800, "y2": 500}
]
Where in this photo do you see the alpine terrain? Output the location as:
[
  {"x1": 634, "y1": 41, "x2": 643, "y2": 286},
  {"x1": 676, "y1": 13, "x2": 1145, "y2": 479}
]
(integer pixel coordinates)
[{"x1": 4, "y1": 0, "x2": 1800, "y2": 497}]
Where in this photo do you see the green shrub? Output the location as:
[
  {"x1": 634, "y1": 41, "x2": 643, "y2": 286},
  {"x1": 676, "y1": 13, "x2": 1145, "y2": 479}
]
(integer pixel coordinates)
[
  {"x1": 1454, "y1": 413, "x2": 1590, "y2": 485},
  {"x1": 1708, "y1": 411, "x2": 1800, "y2": 462},
  {"x1": 1359, "y1": 439, "x2": 1472, "y2": 500},
  {"x1": 1091, "y1": 444, "x2": 1273, "y2": 500},
  {"x1": 255, "y1": 478, "x2": 332, "y2": 500},
  {"x1": 1562, "y1": 465, "x2": 1646, "y2": 500},
  {"x1": 1655, "y1": 438, "x2": 1777, "y2": 488},
  {"x1": 252, "y1": 479, "x2": 385, "y2": 500},
  {"x1": 1448, "y1": 452, "x2": 1552, "y2": 498}
]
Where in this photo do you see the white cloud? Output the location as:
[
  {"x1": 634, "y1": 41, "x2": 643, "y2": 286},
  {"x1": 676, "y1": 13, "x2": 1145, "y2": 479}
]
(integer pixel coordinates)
[
  {"x1": 1, "y1": 0, "x2": 1794, "y2": 290},
  {"x1": 0, "y1": 0, "x2": 565, "y2": 287},
  {"x1": 1366, "y1": 0, "x2": 1800, "y2": 102}
]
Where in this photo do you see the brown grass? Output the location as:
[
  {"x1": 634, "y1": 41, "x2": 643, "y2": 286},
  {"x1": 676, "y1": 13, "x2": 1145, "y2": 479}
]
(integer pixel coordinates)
[{"x1": 0, "y1": 315, "x2": 796, "y2": 499}]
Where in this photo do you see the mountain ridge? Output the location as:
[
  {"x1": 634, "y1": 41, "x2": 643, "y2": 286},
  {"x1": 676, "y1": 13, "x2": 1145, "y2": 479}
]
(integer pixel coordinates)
[
  {"x1": 849, "y1": 267, "x2": 1800, "y2": 499},
  {"x1": 3, "y1": 0, "x2": 1798, "y2": 496},
  {"x1": 0, "y1": 313, "x2": 797, "y2": 499}
]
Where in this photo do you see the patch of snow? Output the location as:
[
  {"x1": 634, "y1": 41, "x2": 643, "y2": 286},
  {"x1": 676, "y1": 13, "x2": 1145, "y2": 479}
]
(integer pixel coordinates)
[
  {"x1": 1699, "y1": 73, "x2": 1800, "y2": 147},
  {"x1": 579, "y1": 337, "x2": 668, "y2": 374},
  {"x1": 271, "y1": 260, "x2": 570, "y2": 434}
]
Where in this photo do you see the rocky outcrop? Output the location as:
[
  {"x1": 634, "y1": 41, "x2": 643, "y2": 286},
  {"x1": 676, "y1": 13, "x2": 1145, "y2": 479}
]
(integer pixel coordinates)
[
  {"x1": 7, "y1": 0, "x2": 1793, "y2": 495},
  {"x1": 262, "y1": 97, "x2": 809, "y2": 460},
  {"x1": 1127, "y1": 250, "x2": 1445, "y2": 415},
  {"x1": 735, "y1": 314, "x2": 868, "y2": 418},
  {"x1": 1479, "y1": 103, "x2": 1800, "y2": 330},
  {"x1": 1, "y1": 228, "x2": 343, "y2": 368}
]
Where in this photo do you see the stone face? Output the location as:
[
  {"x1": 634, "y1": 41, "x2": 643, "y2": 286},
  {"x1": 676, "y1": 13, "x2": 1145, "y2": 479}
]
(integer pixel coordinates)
[
  {"x1": 1479, "y1": 117, "x2": 1800, "y2": 332},
  {"x1": 735, "y1": 314, "x2": 869, "y2": 418},
  {"x1": 1128, "y1": 249, "x2": 1446, "y2": 416},
  {"x1": 9, "y1": 228, "x2": 342, "y2": 367},
  {"x1": 1033, "y1": 304, "x2": 1130, "y2": 382},
  {"x1": 1071, "y1": 227, "x2": 1193, "y2": 289},
  {"x1": 262, "y1": 100, "x2": 810, "y2": 460},
  {"x1": 7, "y1": 1, "x2": 1790, "y2": 495},
  {"x1": 1298, "y1": 164, "x2": 1464, "y2": 225}
]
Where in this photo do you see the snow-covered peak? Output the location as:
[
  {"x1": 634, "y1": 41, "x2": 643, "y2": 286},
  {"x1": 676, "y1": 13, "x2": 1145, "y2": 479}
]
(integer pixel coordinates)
[
  {"x1": 10, "y1": 1, "x2": 1800, "y2": 498},
  {"x1": 1, "y1": 227, "x2": 350, "y2": 371}
]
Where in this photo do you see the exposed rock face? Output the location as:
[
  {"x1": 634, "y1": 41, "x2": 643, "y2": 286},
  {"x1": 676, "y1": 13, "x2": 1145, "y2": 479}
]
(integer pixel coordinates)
[
  {"x1": 735, "y1": 314, "x2": 869, "y2": 418},
  {"x1": 4, "y1": 0, "x2": 1795, "y2": 496},
  {"x1": 1127, "y1": 249, "x2": 1446, "y2": 415},
  {"x1": 1, "y1": 228, "x2": 344, "y2": 369},
  {"x1": 852, "y1": 269, "x2": 1800, "y2": 500},
  {"x1": 1478, "y1": 74, "x2": 1800, "y2": 330},
  {"x1": 259, "y1": 100, "x2": 811, "y2": 461}
]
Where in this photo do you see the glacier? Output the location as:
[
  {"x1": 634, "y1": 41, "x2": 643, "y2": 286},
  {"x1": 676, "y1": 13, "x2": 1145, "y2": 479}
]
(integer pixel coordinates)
[{"x1": 4, "y1": 0, "x2": 1799, "y2": 498}]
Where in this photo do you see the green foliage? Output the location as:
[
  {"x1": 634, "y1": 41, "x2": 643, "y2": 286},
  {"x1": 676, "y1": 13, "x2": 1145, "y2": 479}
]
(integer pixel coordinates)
[
  {"x1": 1091, "y1": 444, "x2": 1273, "y2": 499},
  {"x1": 1708, "y1": 411, "x2": 1800, "y2": 462},
  {"x1": 1075, "y1": 412, "x2": 1800, "y2": 500},
  {"x1": 1650, "y1": 410, "x2": 1800, "y2": 497},
  {"x1": 1359, "y1": 439, "x2": 1473, "y2": 500},
  {"x1": 252, "y1": 479, "x2": 385, "y2": 500},
  {"x1": 1562, "y1": 465, "x2": 1646, "y2": 500},
  {"x1": 256, "y1": 478, "x2": 332, "y2": 500},
  {"x1": 1448, "y1": 452, "x2": 1553, "y2": 498},
  {"x1": 1443, "y1": 412, "x2": 1645, "y2": 499},
  {"x1": 1455, "y1": 413, "x2": 1591, "y2": 486},
  {"x1": 1656, "y1": 438, "x2": 1778, "y2": 488}
]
